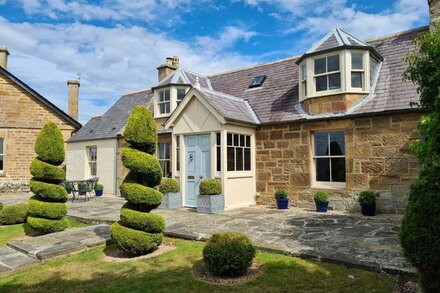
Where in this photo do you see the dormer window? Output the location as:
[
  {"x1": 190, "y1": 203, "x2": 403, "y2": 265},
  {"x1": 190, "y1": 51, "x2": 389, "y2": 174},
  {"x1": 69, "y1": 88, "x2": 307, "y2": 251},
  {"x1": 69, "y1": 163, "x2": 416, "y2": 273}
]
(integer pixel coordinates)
[
  {"x1": 249, "y1": 75, "x2": 266, "y2": 88},
  {"x1": 158, "y1": 89, "x2": 170, "y2": 114},
  {"x1": 351, "y1": 53, "x2": 364, "y2": 88},
  {"x1": 314, "y1": 54, "x2": 341, "y2": 92},
  {"x1": 301, "y1": 64, "x2": 307, "y2": 97},
  {"x1": 177, "y1": 88, "x2": 186, "y2": 105}
]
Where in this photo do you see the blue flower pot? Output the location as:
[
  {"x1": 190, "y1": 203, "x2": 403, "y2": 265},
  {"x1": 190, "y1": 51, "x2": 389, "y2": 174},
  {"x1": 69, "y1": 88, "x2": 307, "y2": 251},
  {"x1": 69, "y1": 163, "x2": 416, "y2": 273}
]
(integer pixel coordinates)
[
  {"x1": 276, "y1": 198, "x2": 289, "y2": 209},
  {"x1": 95, "y1": 190, "x2": 103, "y2": 197},
  {"x1": 315, "y1": 200, "x2": 329, "y2": 212},
  {"x1": 361, "y1": 203, "x2": 376, "y2": 216}
]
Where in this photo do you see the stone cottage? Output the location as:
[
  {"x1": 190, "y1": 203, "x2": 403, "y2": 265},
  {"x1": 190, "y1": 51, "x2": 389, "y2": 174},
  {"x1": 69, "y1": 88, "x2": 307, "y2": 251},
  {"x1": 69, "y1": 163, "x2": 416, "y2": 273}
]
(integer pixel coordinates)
[
  {"x1": 66, "y1": 2, "x2": 438, "y2": 213},
  {"x1": 0, "y1": 49, "x2": 81, "y2": 192}
]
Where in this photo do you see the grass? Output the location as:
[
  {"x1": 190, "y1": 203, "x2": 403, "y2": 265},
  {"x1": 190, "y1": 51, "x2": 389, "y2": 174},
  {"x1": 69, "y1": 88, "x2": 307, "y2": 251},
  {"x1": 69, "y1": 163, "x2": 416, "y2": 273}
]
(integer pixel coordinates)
[
  {"x1": 0, "y1": 217, "x2": 87, "y2": 247},
  {"x1": 0, "y1": 237, "x2": 395, "y2": 293}
]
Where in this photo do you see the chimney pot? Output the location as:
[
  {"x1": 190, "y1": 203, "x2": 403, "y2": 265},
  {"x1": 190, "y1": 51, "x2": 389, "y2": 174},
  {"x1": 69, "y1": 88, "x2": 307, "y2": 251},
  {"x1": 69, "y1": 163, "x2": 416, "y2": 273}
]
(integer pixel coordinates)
[
  {"x1": 157, "y1": 56, "x2": 180, "y2": 82},
  {"x1": 0, "y1": 47, "x2": 10, "y2": 70},
  {"x1": 67, "y1": 80, "x2": 80, "y2": 120}
]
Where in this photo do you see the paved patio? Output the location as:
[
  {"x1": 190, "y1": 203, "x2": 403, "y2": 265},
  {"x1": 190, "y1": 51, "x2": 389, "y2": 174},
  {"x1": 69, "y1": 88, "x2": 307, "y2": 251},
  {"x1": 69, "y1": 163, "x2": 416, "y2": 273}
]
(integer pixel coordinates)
[{"x1": 0, "y1": 192, "x2": 414, "y2": 276}]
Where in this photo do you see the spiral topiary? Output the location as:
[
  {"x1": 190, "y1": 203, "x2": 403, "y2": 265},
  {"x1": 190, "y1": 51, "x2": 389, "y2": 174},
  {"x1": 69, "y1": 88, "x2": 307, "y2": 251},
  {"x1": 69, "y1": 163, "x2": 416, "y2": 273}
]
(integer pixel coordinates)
[
  {"x1": 27, "y1": 122, "x2": 68, "y2": 233},
  {"x1": 111, "y1": 106, "x2": 165, "y2": 255}
]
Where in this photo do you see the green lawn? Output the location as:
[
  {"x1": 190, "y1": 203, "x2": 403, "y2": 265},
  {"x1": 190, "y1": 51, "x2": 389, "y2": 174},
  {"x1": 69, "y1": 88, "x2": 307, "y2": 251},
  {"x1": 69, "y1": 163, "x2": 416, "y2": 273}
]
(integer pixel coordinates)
[
  {"x1": 0, "y1": 238, "x2": 394, "y2": 293},
  {"x1": 0, "y1": 217, "x2": 87, "y2": 247}
]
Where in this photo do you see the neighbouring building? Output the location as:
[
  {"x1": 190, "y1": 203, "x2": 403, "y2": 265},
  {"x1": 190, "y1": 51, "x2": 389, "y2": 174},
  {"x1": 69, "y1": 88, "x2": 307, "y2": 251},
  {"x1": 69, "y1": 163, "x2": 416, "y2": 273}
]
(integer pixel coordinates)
[
  {"x1": 66, "y1": 2, "x2": 438, "y2": 213},
  {"x1": 0, "y1": 49, "x2": 81, "y2": 192}
]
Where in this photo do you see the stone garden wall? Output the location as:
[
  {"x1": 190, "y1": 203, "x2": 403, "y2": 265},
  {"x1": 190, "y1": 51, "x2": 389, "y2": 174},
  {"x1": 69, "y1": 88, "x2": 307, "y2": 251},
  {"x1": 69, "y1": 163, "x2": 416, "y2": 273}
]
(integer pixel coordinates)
[{"x1": 255, "y1": 112, "x2": 421, "y2": 213}]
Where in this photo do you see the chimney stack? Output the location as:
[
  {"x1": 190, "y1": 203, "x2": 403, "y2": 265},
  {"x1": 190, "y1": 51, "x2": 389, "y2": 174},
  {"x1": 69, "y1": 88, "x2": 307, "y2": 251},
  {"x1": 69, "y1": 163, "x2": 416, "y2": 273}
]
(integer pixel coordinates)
[
  {"x1": 0, "y1": 47, "x2": 10, "y2": 70},
  {"x1": 429, "y1": 0, "x2": 440, "y2": 30},
  {"x1": 67, "y1": 80, "x2": 80, "y2": 120},
  {"x1": 157, "y1": 56, "x2": 179, "y2": 82}
]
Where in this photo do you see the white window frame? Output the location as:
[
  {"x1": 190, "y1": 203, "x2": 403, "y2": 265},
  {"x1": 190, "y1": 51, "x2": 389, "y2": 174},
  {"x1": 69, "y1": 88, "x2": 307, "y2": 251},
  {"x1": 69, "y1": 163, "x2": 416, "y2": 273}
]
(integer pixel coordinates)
[
  {"x1": 301, "y1": 64, "x2": 307, "y2": 98},
  {"x1": 313, "y1": 53, "x2": 342, "y2": 94},
  {"x1": 348, "y1": 50, "x2": 368, "y2": 92},
  {"x1": 311, "y1": 131, "x2": 346, "y2": 189},
  {"x1": 226, "y1": 132, "x2": 251, "y2": 172},
  {"x1": 87, "y1": 146, "x2": 97, "y2": 177},
  {"x1": 0, "y1": 138, "x2": 4, "y2": 174},
  {"x1": 158, "y1": 89, "x2": 171, "y2": 115},
  {"x1": 158, "y1": 142, "x2": 171, "y2": 178}
]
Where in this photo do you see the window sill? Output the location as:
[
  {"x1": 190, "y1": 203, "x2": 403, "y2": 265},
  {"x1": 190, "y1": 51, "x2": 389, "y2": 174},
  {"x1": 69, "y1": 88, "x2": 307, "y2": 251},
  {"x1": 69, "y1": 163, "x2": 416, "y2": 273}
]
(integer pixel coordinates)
[{"x1": 311, "y1": 182, "x2": 346, "y2": 191}]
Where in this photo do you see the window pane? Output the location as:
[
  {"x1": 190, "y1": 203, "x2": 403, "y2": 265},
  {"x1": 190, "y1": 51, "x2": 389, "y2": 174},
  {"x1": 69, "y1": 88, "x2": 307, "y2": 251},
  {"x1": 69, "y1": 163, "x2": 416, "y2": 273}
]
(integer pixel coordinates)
[
  {"x1": 302, "y1": 81, "x2": 307, "y2": 96},
  {"x1": 314, "y1": 58, "x2": 326, "y2": 74},
  {"x1": 0, "y1": 155, "x2": 3, "y2": 171},
  {"x1": 165, "y1": 90, "x2": 170, "y2": 100},
  {"x1": 331, "y1": 158, "x2": 346, "y2": 182},
  {"x1": 352, "y1": 53, "x2": 363, "y2": 69},
  {"x1": 330, "y1": 131, "x2": 345, "y2": 156},
  {"x1": 227, "y1": 133, "x2": 233, "y2": 146},
  {"x1": 239, "y1": 135, "x2": 245, "y2": 146},
  {"x1": 316, "y1": 76, "x2": 327, "y2": 91},
  {"x1": 177, "y1": 89, "x2": 186, "y2": 100},
  {"x1": 216, "y1": 133, "x2": 221, "y2": 145},
  {"x1": 316, "y1": 158, "x2": 330, "y2": 181},
  {"x1": 314, "y1": 132, "x2": 328, "y2": 156},
  {"x1": 0, "y1": 138, "x2": 3, "y2": 154},
  {"x1": 351, "y1": 72, "x2": 362, "y2": 88},
  {"x1": 301, "y1": 64, "x2": 307, "y2": 80},
  {"x1": 328, "y1": 73, "x2": 341, "y2": 89},
  {"x1": 327, "y1": 55, "x2": 340, "y2": 72},
  {"x1": 216, "y1": 146, "x2": 221, "y2": 172},
  {"x1": 164, "y1": 142, "x2": 170, "y2": 159},
  {"x1": 234, "y1": 134, "x2": 239, "y2": 146},
  {"x1": 176, "y1": 150, "x2": 180, "y2": 172},
  {"x1": 236, "y1": 148, "x2": 243, "y2": 171},
  {"x1": 227, "y1": 147, "x2": 235, "y2": 171},
  {"x1": 244, "y1": 148, "x2": 251, "y2": 170},
  {"x1": 245, "y1": 135, "x2": 250, "y2": 147}
]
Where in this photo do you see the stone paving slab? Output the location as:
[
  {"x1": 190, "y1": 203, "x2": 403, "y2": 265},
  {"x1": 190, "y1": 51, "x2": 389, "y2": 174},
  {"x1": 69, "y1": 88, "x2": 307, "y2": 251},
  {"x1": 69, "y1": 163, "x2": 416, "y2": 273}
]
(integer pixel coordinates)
[{"x1": 0, "y1": 247, "x2": 39, "y2": 277}]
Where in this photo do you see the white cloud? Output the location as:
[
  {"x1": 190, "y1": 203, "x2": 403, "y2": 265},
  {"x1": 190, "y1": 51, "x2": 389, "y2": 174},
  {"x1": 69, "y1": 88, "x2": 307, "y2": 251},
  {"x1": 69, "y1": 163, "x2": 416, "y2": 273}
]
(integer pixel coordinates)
[
  {"x1": 0, "y1": 18, "x2": 256, "y2": 123},
  {"x1": 196, "y1": 26, "x2": 257, "y2": 53}
]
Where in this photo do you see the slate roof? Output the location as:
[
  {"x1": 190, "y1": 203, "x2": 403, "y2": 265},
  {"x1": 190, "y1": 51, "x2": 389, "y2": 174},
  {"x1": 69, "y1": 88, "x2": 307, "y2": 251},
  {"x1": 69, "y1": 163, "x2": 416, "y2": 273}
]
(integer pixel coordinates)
[
  {"x1": 197, "y1": 88, "x2": 259, "y2": 125},
  {"x1": 0, "y1": 67, "x2": 81, "y2": 129},
  {"x1": 153, "y1": 68, "x2": 212, "y2": 90},
  {"x1": 209, "y1": 26, "x2": 426, "y2": 124},
  {"x1": 68, "y1": 89, "x2": 153, "y2": 142}
]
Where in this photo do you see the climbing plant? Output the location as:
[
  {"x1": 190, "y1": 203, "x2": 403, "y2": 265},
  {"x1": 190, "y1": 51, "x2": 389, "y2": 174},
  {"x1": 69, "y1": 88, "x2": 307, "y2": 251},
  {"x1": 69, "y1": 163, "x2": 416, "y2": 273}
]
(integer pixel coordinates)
[
  {"x1": 111, "y1": 106, "x2": 165, "y2": 255},
  {"x1": 27, "y1": 122, "x2": 68, "y2": 233}
]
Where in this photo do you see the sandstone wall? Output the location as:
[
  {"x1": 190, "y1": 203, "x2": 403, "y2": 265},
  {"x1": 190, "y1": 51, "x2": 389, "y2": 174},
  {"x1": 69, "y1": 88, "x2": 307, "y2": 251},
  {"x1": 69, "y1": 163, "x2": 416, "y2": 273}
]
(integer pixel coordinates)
[
  {"x1": 0, "y1": 74, "x2": 76, "y2": 192},
  {"x1": 255, "y1": 112, "x2": 421, "y2": 213}
]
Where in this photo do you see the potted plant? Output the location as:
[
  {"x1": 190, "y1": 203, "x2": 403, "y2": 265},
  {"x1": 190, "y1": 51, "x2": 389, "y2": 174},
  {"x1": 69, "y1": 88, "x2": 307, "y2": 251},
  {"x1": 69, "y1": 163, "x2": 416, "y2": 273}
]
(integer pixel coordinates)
[
  {"x1": 158, "y1": 178, "x2": 181, "y2": 209},
  {"x1": 78, "y1": 182, "x2": 88, "y2": 196},
  {"x1": 95, "y1": 184, "x2": 104, "y2": 197},
  {"x1": 314, "y1": 191, "x2": 329, "y2": 212},
  {"x1": 359, "y1": 190, "x2": 377, "y2": 216},
  {"x1": 275, "y1": 188, "x2": 289, "y2": 209},
  {"x1": 64, "y1": 182, "x2": 73, "y2": 194},
  {"x1": 197, "y1": 178, "x2": 224, "y2": 214}
]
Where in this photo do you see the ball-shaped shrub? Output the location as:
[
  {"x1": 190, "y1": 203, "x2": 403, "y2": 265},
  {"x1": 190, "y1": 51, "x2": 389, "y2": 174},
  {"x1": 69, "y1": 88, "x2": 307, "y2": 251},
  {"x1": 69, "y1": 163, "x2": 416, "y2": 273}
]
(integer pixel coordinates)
[
  {"x1": 358, "y1": 190, "x2": 376, "y2": 205},
  {"x1": 95, "y1": 184, "x2": 104, "y2": 191},
  {"x1": 0, "y1": 203, "x2": 28, "y2": 225},
  {"x1": 314, "y1": 191, "x2": 329, "y2": 203},
  {"x1": 199, "y1": 179, "x2": 221, "y2": 195},
  {"x1": 111, "y1": 106, "x2": 165, "y2": 255},
  {"x1": 274, "y1": 188, "x2": 288, "y2": 200},
  {"x1": 203, "y1": 231, "x2": 256, "y2": 277},
  {"x1": 158, "y1": 178, "x2": 179, "y2": 193},
  {"x1": 27, "y1": 122, "x2": 68, "y2": 233}
]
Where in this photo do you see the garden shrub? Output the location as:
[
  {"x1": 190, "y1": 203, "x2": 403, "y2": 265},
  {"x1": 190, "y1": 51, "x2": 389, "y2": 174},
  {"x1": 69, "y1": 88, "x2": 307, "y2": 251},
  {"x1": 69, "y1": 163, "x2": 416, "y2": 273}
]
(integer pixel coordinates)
[
  {"x1": 199, "y1": 179, "x2": 221, "y2": 195},
  {"x1": 314, "y1": 191, "x2": 329, "y2": 203},
  {"x1": 111, "y1": 106, "x2": 165, "y2": 255},
  {"x1": 0, "y1": 202, "x2": 3, "y2": 211},
  {"x1": 274, "y1": 188, "x2": 288, "y2": 199},
  {"x1": 399, "y1": 25, "x2": 440, "y2": 293},
  {"x1": 27, "y1": 122, "x2": 68, "y2": 233},
  {"x1": 358, "y1": 191, "x2": 376, "y2": 205},
  {"x1": 203, "y1": 231, "x2": 256, "y2": 277},
  {"x1": 0, "y1": 203, "x2": 28, "y2": 225},
  {"x1": 158, "y1": 178, "x2": 179, "y2": 193}
]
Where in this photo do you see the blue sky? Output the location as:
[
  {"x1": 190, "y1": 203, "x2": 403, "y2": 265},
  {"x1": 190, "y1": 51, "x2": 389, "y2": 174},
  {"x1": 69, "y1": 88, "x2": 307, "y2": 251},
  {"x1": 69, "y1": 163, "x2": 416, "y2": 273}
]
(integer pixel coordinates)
[{"x1": 0, "y1": 0, "x2": 429, "y2": 123}]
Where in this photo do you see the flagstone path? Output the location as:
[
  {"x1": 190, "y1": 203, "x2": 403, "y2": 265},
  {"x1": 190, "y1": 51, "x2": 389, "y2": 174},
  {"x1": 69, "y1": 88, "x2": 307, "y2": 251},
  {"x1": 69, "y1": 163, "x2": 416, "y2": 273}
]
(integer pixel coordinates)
[{"x1": 0, "y1": 192, "x2": 415, "y2": 277}]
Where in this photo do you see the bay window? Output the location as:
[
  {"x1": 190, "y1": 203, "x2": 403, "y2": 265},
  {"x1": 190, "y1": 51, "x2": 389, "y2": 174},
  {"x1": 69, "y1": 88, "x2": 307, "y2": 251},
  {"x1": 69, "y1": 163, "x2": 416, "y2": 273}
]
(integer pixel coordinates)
[
  {"x1": 227, "y1": 133, "x2": 251, "y2": 171},
  {"x1": 351, "y1": 53, "x2": 364, "y2": 89},
  {"x1": 313, "y1": 131, "x2": 346, "y2": 185},
  {"x1": 158, "y1": 89, "x2": 170, "y2": 114},
  {"x1": 314, "y1": 54, "x2": 340, "y2": 92}
]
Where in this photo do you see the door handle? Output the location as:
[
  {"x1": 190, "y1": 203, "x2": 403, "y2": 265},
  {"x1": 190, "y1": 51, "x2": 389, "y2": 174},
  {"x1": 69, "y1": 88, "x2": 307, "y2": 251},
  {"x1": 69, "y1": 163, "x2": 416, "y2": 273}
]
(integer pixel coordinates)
[{"x1": 199, "y1": 176, "x2": 203, "y2": 179}]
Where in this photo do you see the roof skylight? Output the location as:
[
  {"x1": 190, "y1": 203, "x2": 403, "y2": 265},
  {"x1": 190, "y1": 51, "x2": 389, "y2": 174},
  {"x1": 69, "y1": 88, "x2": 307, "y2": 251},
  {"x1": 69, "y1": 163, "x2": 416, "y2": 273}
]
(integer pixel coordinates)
[{"x1": 249, "y1": 75, "x2": 266, "y2": 88}]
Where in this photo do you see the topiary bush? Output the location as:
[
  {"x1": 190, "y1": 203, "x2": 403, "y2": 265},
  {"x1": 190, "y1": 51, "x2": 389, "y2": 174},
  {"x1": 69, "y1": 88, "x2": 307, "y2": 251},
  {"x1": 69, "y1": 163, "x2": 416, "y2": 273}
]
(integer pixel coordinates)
[
  {"x1": 314, "y1": 191, "x2": 329, "y2": 203},
  {"x1": 199, "y1": 179, "x2": 221, "y2": 195},
  {"x1": 27, "y1": 122, "x2": 68, "y2": 233},
  {"x1": 0, "y1": 203, "x2": 28, "y2": 225},
  {"x1": 358, "y1": 190, "x2": 376, "y2": 205},
  {"x1": 274, "y1": 188, "x2": 288, "y2": 200},
  {"x1": 158, "y1": 178, "x2": 179, "y2": 193},
  {"x1": 203, "y1": 231, "x2": 256, "y2": 277},
  {"x1": 111, "y1": 106, "x2": 165, "y2": 255}
]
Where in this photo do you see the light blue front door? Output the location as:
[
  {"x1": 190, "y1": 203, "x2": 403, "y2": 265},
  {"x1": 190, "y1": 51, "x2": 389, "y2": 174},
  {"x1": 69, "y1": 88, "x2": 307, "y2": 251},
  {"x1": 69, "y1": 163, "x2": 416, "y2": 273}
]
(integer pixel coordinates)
[{"x1": 185, "y1": 134, "x2": 211, "y2": 207}]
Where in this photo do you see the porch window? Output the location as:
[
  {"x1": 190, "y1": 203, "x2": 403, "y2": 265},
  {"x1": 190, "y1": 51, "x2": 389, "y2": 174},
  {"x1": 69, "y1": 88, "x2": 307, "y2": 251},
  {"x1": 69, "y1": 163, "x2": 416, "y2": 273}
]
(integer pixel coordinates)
[
  {"x1": 216, "y1": 133, "x2": 221, "y2": 172},
  {"x1": 158, "y1": 142, "x2": 171, "y2": 177},
  {"x1": 314, "y1": 54, "x2": 340, "y2": 92},
  {"x1": 158, "y1": 89, "x2": 170, "y2": 114},
  {"x1": 0, "y1": 138, "x2": 4, "y2": 173},
  {"x1": 313, "y1": 131, "x2": 346, "y2": 183},
  {"x1": 227, "y1": 133, "x2": 251, "y2": 171},
  {"x1": 176, "y1": 136, "x2": 180, "y2": 172},
  {"x1": 87, "y1": 146, "x2": 97, "y2": 177}
]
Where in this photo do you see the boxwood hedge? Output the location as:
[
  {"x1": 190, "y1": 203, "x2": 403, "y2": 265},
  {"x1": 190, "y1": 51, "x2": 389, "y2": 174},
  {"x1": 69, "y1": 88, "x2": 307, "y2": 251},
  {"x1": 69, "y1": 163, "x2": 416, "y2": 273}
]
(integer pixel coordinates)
[
  {"x1": 0, "y1": 203, "x2": 28, "y2": 225},
  {"x1": 111, "y1": 222, "x2": 163, "y2": 255}
]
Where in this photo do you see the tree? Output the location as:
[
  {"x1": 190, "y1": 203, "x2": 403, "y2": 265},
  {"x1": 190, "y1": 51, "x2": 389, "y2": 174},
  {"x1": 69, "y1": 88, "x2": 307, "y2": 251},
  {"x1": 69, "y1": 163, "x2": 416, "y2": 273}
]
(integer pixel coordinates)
[
  {"x1": 110, "y1": 106, "x2": 165, "y2": 255},
  {"x1": 27, "y1": 122, "x2": 68, "y2": 233},
  {"x1": 399, "y1": 24, "x2": 440, "y2": 292}
]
